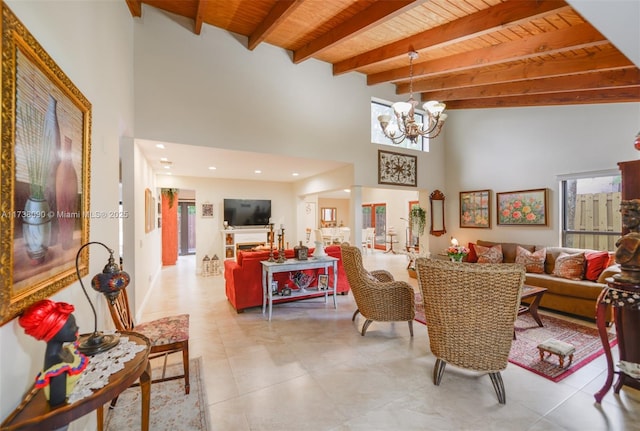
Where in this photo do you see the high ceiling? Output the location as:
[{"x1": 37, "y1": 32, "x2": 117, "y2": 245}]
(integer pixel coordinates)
[{"x1": 127, "y1": 0, "x2": 640, "y2": 109}]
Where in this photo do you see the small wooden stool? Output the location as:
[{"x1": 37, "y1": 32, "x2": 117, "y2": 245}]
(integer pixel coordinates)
[{"x1": 537, "y1": 338, "x2": 575, "y2": 368}]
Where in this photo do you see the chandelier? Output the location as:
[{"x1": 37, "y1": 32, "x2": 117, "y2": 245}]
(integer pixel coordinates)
[{"x1": 378, "y1": 51, "x2": 447, "y2": 145}]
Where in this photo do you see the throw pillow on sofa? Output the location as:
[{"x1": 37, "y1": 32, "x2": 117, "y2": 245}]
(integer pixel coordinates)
[
  {"x1": 584, "y1": 250, "x2": 611, "y2": 281},
  {"x1": 553, "y1": 252, "x2": 586, "y2": 280},
  {"x1": 515, "y1": 246, "x2": 545, "y2": 273},
  {"x1": 464, "y1": 243, "x2": 479, "y2": 263},
  {"x1": 475, "y1": 244, "x2": 503, "y2": 263}
]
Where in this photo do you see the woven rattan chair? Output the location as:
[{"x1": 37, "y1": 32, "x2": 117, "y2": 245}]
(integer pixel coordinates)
[
  {"x1": 415, "y1": 258, "x2": 525, "y2": 404},
  {"x1": 105, "y1": 288, "x2": 190, "y2": 394},
  {"x1": 341, "y1": 244, "x2": 415, "y2": 336}
]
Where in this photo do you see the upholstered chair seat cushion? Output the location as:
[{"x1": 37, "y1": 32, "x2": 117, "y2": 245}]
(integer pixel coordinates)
[{"x1": 134, "y1": 314, "x2": 189, "y2": 346}]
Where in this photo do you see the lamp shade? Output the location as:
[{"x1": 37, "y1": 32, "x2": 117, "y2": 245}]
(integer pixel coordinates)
[
  {"x1": 423, "y1": 100, "x2": 446, "y2": 114},
  {"x1": 91, "y1": 255, "x2": 130, "y2": 303},
  {"x1": 392, "y1": 101, "x2": 413, "y2": 116}
]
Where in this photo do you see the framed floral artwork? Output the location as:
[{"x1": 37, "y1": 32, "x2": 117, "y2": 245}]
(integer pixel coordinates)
[
  {"x1": 496, "y1": 188, "x2": 548, "y2": 226},
  {"x1": 459, "y1": 190, "x2": 491, "y2": 228},
  {"x1": 377, "y1": 150, "x2": 417, "y2": 187}
]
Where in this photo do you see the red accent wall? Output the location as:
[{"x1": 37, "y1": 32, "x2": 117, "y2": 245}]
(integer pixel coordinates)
[{"x1": 161, "y1": 193, "x2": 178, "y2": 266}]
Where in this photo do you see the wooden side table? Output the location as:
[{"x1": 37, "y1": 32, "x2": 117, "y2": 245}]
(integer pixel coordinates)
[
  {"x1": 1, "y1": 332, "x2": 151, "y2": 431},
  {"x1": 594, "y1": 279, "x2": 640, "y2": 403}
]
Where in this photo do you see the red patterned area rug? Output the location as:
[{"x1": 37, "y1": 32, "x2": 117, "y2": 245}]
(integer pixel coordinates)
[{"x1": 414, "y1": 293, "x2": 617, "y2": 382}]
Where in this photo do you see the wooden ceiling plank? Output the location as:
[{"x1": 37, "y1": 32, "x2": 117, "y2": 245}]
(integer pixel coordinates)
[
  {"x1": 400, "y1": 47, "x2": 635, "y2": 93},
  {"x1": 248, "y1": 0, "x2": 304, "y2": 51},
  {"x1": 126, "y1": 0, "x2": 142, "y2": 17},
  {"x1": 194, "y1": 0, "x2": 204, "y2": 35},
  {"x1": 444, "y1": 87, "x2": 640, "y2": 109},
  {"x1": 333, "y1": 0, "x2": 570, "y2": 75},
  {"x1": 367, "y1": 22, "x2": 606, "y2": 85},
  {"x1": 292, "y1": 0, "x2": 423, "y2": 64},
  {"x1": 421, "y1": 69, "x2": 640, "y2": 101}
]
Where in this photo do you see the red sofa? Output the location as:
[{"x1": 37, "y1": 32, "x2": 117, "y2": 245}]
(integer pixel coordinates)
[{"x1": 224, "y1": 245, "x2": 350, "y2": 312}]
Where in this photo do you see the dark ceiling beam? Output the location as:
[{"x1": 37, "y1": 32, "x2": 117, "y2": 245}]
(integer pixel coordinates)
[
  {"x1": 444, "y1": 87, "x2": 640, "y2": 109},
  {"x1": 125, "y1": 0, "x2": 142, "y2": 17},
  {"x1": 292, "y1": 0, "x2": 423, "y2": 64},
  {"x1": 193, "y1": 0, "x2": 204, "y2": 35},
  {"x1": 399, "y1": 46, "x2": 634, "y2": 94},
  {"x1": 421, "y1": 69, "x2": 640, "y2": 101},
  {"x1": 333, "y1": 0, "x2": 570, "y2": 75},
  {"x1": 367, "y1": 22, "x2": 607, "y2": 85},
  {"x1": 248, "y1": 0, "x2": 304, "y2": 51}
]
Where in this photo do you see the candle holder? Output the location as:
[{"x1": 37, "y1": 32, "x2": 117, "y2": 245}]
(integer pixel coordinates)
[
  {"x1": 277, "y1": 227, "x2": 286, "y2": 263},
  {"x1": 267, "y1": 223, "x2": 275, "y2": 262}
]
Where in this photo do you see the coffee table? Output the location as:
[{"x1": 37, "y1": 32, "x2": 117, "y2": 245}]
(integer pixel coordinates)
[
  {"x1": 514, "y1": 285, "x2": 547, "y2": 339},
  {"x1": 519, "y1": 285, "x2": 547, "y2": 326}
]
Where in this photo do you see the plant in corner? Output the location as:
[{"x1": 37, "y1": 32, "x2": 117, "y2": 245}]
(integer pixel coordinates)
[{"x1": 161, "y1": 188, "x2": 179, "y2": 208}]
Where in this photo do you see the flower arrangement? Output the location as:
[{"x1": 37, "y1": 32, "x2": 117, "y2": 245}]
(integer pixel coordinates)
[{"x1": 446, "y1": 245, "x2": 469, "y2": 261}]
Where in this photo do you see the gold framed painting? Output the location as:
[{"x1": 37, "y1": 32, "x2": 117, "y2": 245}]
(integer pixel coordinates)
[
  {"x1": 0, "y1": 3, "x2": 92, "y2": 325},
  {"x1": 459, "y1": 190, "x2": 491, "y2": 228},
  {"x1": 496, "y1": 188, "x2": 548, "y2": 226}
]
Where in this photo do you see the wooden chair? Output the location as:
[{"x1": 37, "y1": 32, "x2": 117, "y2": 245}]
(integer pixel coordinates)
[
  {"x1": 105, "y1": 288, "x2": 190, "y2": 394},
  {"x1": 415, "y1": 258, "x2": 525, "y2": 404},
  {"x1": 340, "y1": 244, "x2": 415, "y2": 336}
]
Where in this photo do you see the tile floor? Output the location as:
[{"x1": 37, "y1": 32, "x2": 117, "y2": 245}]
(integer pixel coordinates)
[{"x1": 140, "y1": 250, "x2": 640, "y2": 431}]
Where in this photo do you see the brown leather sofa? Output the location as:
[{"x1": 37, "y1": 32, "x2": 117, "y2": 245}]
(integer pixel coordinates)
[
  {"x1": 471, "y1": 240, "x2": 620, "y2": 321},
  {"x1": 223, "y1": 245, "x2": 350, "y2": 313}
]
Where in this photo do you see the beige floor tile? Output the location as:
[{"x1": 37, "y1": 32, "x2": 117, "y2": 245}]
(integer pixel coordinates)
[{"x1": 140, "y1": 251, "x2": 638, "y2": 431}]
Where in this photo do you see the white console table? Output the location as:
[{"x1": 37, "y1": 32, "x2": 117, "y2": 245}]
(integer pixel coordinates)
[{"x1": 261, "y1": 257, "x2": 339, "y2": 321}]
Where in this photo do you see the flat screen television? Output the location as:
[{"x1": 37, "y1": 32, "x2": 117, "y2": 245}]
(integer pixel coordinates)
[{"x1": 223, "y1": 199, "x2": 271, "y2": 227}]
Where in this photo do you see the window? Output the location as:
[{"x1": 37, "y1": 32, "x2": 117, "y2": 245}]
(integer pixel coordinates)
[
  {"x1": 561, "y1": 171, "x2": 621, "y2": 251},
  {"x1": 371, "y1": 99, "x2": 429, "y2": 152}
]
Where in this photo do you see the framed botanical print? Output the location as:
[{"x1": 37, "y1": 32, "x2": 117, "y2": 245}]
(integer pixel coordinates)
[
  {"x1": 459, "y1": 190, "x2": 491, "y2": 228},
  {"x1": 1, "y1": 3, "x2": 92, "y2": 325},
  {"x1": 496, "y1": 188, "x2": 548, "y2": 226},
  {"x1": 378, "y1": 150, "x2": 417, "y2": 187}
]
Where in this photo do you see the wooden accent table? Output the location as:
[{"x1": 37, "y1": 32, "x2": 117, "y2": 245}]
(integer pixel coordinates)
[
  {"x1": 594, "y1": 279, "x2": 640, "y2": 403},
  {"x1": 1, "y1": 332, "x2": 151, "y2": 431}
]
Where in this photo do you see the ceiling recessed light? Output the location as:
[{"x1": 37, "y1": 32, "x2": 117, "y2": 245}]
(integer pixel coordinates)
[
  {"x1": 254, "y1": 170, "x2": 262, "y2": 174},
  {"x1": 160, "y1": 157, "x2": 168, "y2": 162},
  {"x1": 344, "y1": 189, "x2": 351, "y2": 193},
  {"x1": 155, "y1": 144, "x2": 165, "y2": 149},
  {"x1": 164, "y1": 165, "x2": 171, "y2": 169},
  {"x1": 208, "y1": 166, "x2": 217, "y2": 170},
  {"x1": 292, "y1": 172, "x2": 299, "y2": 176}
]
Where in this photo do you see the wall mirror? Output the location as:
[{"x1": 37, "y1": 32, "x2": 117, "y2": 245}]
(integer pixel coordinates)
[
  {"x1": 430, "y1": 190, "x2": 446, "y2": 236},
  {"x1": 321, "y1": 207, "x2": 336, "y2": 223}
]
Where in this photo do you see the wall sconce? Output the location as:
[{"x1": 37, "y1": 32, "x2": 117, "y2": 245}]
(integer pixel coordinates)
[{"x1": 75, "y1": 241, "x2": 130, "y2": 355}]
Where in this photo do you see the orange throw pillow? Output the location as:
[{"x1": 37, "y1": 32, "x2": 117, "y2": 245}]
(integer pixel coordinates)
[
  {"x1": 552, "y1": 252, "x2": 585, "y2": 280},
  {"x1": 475, "y1": 244, "x2": 503, "y2": 263},
  {"x1": 584, "y1": 251, "x2": 610, "y2": 281},
  {"x1": 464, "y1": 243, "x2": 478, "y2": 263},
  {"x1": 515, "y1": 246, "x2": 545, "y2": 273}
]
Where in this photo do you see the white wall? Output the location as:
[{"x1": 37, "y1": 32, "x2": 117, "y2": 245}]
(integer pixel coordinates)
[
  {"x1": 0, "y1": 1, "x2": 134, "y2": 429},
  {"x1": 444, "y1": 103, "x2": 640, "y2": 252},
  {"x1": 132, "y1": 5, "x2": 446, "y2": 193}
]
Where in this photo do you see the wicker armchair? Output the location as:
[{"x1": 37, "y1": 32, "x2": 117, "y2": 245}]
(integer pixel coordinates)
[
  {"x1": 415, "y1": 258, "x2": 525, "y2": 404},
  {"x1": 340, "y1": 244, "x2": 415, "y2": 336}
]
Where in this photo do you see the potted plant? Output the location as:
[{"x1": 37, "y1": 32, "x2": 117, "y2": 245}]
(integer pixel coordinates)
[
  {"x1": 409, "y1": 205, "x2": 426, "y2": 236},
  {"x1": 161, "y1": 188, "x2": 179, "y2": 208}
]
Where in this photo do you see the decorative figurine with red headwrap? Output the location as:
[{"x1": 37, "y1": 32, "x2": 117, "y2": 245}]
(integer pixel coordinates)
[{"x1": 18, "y1": 299, "x2": 89, "y2": 406}]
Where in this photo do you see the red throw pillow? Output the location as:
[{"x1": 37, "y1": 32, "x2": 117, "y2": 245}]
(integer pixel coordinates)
[
  {"x1": 585, "y1": 251, "x2": 610, "y2": 281},
  {"x1": 465, "y1": 243, "x2": 478, "y2": 263}
]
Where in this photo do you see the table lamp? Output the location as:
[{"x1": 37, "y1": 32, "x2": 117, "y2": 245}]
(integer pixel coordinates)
[{"x1": 75, "y1": 241, "x2": 130, "y2": 355}]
